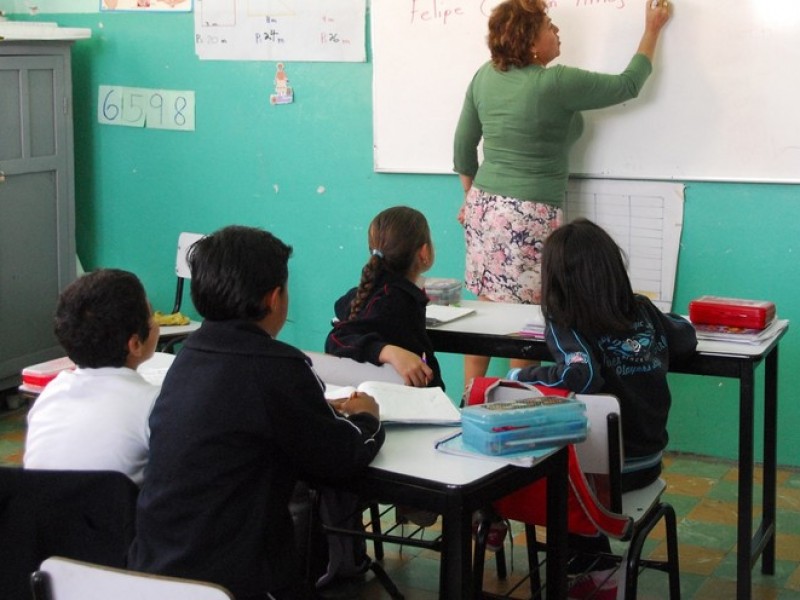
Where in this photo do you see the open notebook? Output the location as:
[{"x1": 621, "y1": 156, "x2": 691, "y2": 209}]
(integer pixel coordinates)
[
  {"x1": 324, "y1": 380, "x2": 461, "y2": 425},
  {"x1": 425, "y1": 304, "x2": 475, "y2": 327}
]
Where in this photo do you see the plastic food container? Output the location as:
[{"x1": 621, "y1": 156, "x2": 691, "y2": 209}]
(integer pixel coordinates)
[{"x1": 423, "y1": 277, "x2": 462, "y2": 306}]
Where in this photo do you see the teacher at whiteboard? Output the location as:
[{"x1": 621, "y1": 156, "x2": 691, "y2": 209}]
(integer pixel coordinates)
[{"x1": 453, "y1": 0, "x2": 671, "y2": 387}]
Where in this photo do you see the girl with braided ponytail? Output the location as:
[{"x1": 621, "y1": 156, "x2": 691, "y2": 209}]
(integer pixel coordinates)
[{"x1": 325, "y1": 206, "x2": 443, "y2": 389}]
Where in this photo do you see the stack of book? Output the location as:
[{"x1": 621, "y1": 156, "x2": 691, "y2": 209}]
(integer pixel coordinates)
[
  {"x1": 689, "y1": 296, "x2": 781, "y2": 345},
  {"x1": 692, "y1": 319, "x2": 784, "y2": 345},
  {"x1": 516, "y1": 320, "x2": 546, "y2": 339}
]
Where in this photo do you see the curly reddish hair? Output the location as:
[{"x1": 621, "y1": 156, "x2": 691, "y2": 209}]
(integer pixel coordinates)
[{"x1": 487, "y1": 0, "x2": 548, "y2": 71}]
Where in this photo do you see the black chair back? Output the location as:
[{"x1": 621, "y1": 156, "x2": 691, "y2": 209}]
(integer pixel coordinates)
[{"x1": 0, "y1": 467, "x2": 138, "y2": 600}]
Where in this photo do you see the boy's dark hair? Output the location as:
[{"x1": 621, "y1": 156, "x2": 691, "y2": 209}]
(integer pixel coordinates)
[
  {"x1": 349, "y1": 206, "x2": 431, "y2": 320},
  {"x1": 188, "y1": 225, "x2": 293, "y2": 321},
  {"x1": 541, "y1": 218, "x2": 636, "y2": 336},
  {"x1": 55, "y1": 269, "x2": 152, "y2": 368}
]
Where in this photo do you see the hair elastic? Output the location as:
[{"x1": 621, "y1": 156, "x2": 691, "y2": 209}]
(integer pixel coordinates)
[{"x1": 371, "y1": 248, "x2": 384, "y2": 259}]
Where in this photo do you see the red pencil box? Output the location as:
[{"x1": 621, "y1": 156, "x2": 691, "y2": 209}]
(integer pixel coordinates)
[
  {"x1": 21, "y1": 356, "x2": 75, "y2": 393},
  {"x1": 688, "y1": 296, "x2": 776, "y2": 330}
]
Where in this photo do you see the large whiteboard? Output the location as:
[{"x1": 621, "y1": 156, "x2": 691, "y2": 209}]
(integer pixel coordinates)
[{"x1": 371, "y1": 0, "x2": 800, "y2": 182}]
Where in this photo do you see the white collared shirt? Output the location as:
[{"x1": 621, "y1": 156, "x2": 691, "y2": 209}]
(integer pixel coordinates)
[{"x1": 24, "y1": 366, "x2": 159, "y2": 485}]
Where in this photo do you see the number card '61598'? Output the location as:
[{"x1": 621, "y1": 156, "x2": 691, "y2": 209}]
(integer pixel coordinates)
[{"x1": 98, "y1": 85, "x2": 195, "y2": 131}]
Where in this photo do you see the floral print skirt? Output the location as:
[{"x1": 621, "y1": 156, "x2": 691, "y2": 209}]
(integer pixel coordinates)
[{"x1": 463, "y1": 188, "x2": 562, "y2": 304}]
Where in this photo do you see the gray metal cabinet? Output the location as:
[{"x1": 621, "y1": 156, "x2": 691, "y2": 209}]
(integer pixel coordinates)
[{"x1": 0, "y1": 41, "x2": 77, "y2": 390}]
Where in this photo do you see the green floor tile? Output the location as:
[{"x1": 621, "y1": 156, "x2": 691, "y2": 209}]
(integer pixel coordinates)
[
  {"x1": 677, "y1": 519, "x2": 738, "y2": 551},
  {"x1": 675, "y1": 571, "x2": 709, "y2": 599},
  {"x1": 713, "y1": 553, "x2": 795, "y2": 588},
  {"x1": 666, "y1": 457, "x2": 734, "y2": 479},
  {"x1": 707, "y1": 478, "x2": 763, "y2": 504},
  {"x1": 778, "y1": 510, "x2": 800, "y2": 535},
  {"x1": 663, "y1": 491, "x2": 703, "y2": 517}
]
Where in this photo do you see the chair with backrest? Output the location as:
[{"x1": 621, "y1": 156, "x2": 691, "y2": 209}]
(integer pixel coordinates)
[
  {"x1": 170, "y1": 232, "x2": 204, "y2": 315},
  {"x1": 0, "y1": 467, "x2": 139, "y2": 600},
  {"x1": 472, "y1": 387, "x2": 681, "y2": 599},
  {"x1": 30, "y1": 556, "x2": 233, "y2": 600},
  {"x1": 157, "y1": 231, "x2": 204, "y2": 353},
  {"x1": 306, "y1": 350, "x2": 404, "y2": 389}
]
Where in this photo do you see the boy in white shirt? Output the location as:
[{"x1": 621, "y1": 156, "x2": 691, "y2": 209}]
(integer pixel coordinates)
[{"x1": 24, "y1": 269, "x2": 160, "y2": 485}]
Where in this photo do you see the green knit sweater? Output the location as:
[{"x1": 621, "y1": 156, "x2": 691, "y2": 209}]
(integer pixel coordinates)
[{"x1": 453, "y1": 54, "x2": 652, "y2": 205}]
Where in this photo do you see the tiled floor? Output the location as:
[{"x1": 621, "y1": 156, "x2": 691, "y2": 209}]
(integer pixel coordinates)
[{"x1": 2, "y1": 399, "x2": 800, "y2": 599}]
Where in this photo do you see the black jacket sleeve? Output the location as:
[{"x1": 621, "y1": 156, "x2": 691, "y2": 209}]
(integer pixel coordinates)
[
  {"x1": 325, "y1": 284, "x2": 417, "y2": 366},
  {"x1": 267, "y1": 357, "x2": 385, "y2": 483},
  {"x1": 511, "y1": 322, "x2": 606, "y2": 394}
]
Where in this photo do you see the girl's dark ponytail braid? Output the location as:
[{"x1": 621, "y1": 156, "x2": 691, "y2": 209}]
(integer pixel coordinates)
[{"x1": 348, "y1": 250, "x2": 383, "y2": 320}]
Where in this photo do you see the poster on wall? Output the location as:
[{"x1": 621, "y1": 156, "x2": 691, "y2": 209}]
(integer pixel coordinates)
[
  {"x1": 194, "y1": 0, "x2": 366, "y2": 62},
  {"x1": 100, "y1": 0, "x2": 193, "y2": 11},
  {"x1": 564, "y1": 179, "x2": 685, "y2": 313}
]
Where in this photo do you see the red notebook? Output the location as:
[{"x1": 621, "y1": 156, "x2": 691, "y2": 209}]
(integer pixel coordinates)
[{"x1": 689, "y1": 296, "x2": 776, "y2": 330}]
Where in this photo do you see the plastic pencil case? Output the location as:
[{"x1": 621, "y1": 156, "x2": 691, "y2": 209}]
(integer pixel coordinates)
[
  {"x1": 688, "y1": 296, "x2": 776, "y2": 330},
  {"x1": 21, "y1": 356, "x2": 75, "y2": 392},
  {"x1": 462, "y1": 416, "x2": 588, "y2": 455},
  {"x1": 460, "y1": 396, "x2": 586, "y2": 431}
]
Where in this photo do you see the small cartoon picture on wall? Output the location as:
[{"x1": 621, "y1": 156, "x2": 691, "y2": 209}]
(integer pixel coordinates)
[{"x1": 270, "y1": 63, "x2": 294, "y2": 105}]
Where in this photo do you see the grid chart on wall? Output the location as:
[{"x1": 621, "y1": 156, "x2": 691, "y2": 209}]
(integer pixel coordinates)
[{"x1": 564, "y1": 179, "x2": 685, "y2": 313}]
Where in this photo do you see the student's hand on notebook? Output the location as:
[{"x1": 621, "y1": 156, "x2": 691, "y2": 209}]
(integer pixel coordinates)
[
  {"x1": 327, "y1": 397, "x2": 349, "y2": 414},
  {"x1": 379, "y1": 345, "x2": 434, "y2": 388},
  {"x1": 339, "y1": 391, "x2": 380, "y2": 420}
]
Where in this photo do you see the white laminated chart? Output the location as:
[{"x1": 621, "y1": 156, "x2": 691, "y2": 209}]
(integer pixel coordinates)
[
  {"x1": 564, "y1": 179, "x2": 685, "y2": 312},
  {"x1": 194, "y1": 0, "x2": 366, "y2": 62}
]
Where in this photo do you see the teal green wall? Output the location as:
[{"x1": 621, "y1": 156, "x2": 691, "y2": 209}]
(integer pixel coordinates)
[{"x1": 18, "y1": 12, "x2": 800, "y2": 466}]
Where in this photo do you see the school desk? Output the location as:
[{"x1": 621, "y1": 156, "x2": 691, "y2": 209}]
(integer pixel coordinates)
[
  {"x1": 348, "y1": 426, "x2": 569, "y2": 599},
  {"x1": 307, "y1": 350, "x2": 567, "y2": 597},
  {"x1": 17, "y1": 350, "x2": 569, "y2": 598},
  {"x1": 427, "y1": 300, "x2": 789, "y2": 600},
  {"x1": 156, "y1": 322, "x2": 202, "y2": 353}
]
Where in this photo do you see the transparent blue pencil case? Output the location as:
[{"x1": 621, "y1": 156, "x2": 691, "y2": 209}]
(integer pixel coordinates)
[{"x1": 460, "y1": 396, "x2": 588, "y2": 456}]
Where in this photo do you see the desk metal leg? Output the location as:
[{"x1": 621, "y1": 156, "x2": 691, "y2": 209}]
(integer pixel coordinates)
[
  {"x1": 439, "y1": 501, "x2": 473, "y2": 599},
  {"x1": 736, "y1": 349, "x2": 779, "y2": 600},
  {"x1": 736, "y1": 363, "x2": 755, "y2": 600},
  {"x1": 546, "y1": 447, "x2": 569, "y2": 600},
  {"x1": 760, "y1": 348, "x2": 778, "y2": 575}
]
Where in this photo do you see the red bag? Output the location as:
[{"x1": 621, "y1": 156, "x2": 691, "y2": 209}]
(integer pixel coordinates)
[
  {"x1": 494, "y1": 444, "x2": 631, "y2": 538},
  {"x1": 464, "y1": 376, "x2": 571, "y2": 407}
]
